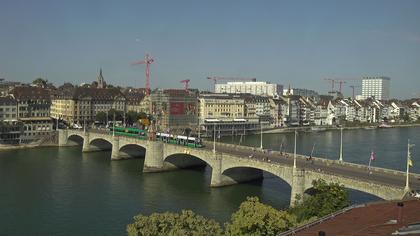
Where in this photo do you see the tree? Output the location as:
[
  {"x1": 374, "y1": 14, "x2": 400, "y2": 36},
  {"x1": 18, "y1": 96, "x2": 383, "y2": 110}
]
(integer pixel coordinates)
[
  {"x1": 127, "y1": 210, "x2": 223, "y2": 236},
  {"x1": 95, "y1": 111, "x2": 107, "y2": 124},
  {"x1": 32, "y1": 78, "x2": 47, "y2": 88},
  {"x1": 224, "y1": 197, "x2": 296, "y2": 236},
  {"x1": 126, "y1": 111, "x2": 142, "y2": 125},
  {"x1": 289, "y1": 179, "x2": 350, "y2": 223},
  {"x1": 108, "y1": 109, "x2": 123, "y2": 121}
]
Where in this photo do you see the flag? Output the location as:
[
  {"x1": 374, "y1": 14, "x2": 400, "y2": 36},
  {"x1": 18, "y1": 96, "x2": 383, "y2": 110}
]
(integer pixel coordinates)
[
  {"x1": 370, "y1": 151, "x2": 376, "y2": 161},
  {"x1": 408, "y1": 149, "x2": 413, "y2": 167}
]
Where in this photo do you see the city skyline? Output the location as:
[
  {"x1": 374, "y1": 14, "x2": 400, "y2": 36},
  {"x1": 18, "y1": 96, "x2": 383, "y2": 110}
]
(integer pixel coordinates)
[{"x1": 1, "y1": 0, "x2": 420, "y2": 98}]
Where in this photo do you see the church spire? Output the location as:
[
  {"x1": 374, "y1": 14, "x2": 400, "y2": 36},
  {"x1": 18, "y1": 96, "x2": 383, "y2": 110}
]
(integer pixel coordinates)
[{"x1": 97, "y1": 68, "x2": 106, "y2": 89}]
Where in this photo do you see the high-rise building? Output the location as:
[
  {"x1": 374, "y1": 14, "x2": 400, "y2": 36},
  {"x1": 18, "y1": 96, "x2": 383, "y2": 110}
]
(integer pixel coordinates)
[
  {"x1": 215, "y1": 81, "x2": 283, "y2": 97},
  {"x1": 362, "y1": 76, "x2": 390, "y2": 100}
]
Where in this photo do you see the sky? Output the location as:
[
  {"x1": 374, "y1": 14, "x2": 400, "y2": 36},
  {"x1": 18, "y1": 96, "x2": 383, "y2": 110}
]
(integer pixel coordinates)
[{"x1": 0, "y1": 0, "x2": 419, "y2": 98}]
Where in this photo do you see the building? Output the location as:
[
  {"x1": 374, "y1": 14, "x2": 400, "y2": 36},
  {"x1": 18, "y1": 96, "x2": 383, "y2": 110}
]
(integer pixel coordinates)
[
  {"x1": 124, "y1": 89, "x2": 149, "y2": 114},
  {"x1": 151, "y1": 89, "x2": 198, "y2": 134},
  {"x1": 283, "y1": 88, "x2": 320, "y2": 100},
  {"x1": 215, "y1": 81, "x2": 283, "y2": 97},
  {"x1": 294, "y1": 200, "x2": 420, "y2": 236},
  {"x1": 9, "y1": 86, "x2": 53, "y2": 143},
  {"x1": 198, "y1": 93, "x2": 260, "y2": 137},
  {"x1": 51, "y1": 87, "x2": 126, "y2": 126},
  {"x1": 362, "y1": 76, "x2": 390, "y2": 100}
]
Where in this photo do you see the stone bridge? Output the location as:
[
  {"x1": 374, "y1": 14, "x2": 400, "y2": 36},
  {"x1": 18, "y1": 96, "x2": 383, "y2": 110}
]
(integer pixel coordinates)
[{"x1": 58, "y1": 129, "x2": 418, "y2": 206}]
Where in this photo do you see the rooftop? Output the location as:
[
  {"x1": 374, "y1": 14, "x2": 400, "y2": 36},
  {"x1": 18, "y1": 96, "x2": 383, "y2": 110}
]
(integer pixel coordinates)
[{"x1": 294, "y1": 200, "x2": 420, "y2": 236}]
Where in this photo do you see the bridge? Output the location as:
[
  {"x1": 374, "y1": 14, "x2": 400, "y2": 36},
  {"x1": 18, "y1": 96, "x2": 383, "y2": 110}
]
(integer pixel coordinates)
[{"x1": 58, "y1": 129, "x2": 420, "y2": 206}]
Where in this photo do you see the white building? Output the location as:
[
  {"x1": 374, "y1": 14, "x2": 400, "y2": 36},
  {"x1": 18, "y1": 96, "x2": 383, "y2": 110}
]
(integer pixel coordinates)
[
  {"x1": 362, "y1": 76, "x2": 390, "y2": 100},
  {"x1": 283, "y1": 88, "x2": 319, "y2": 100},
  {"x1": 215, "y1": 81, "x2": 283, "y2": 97}
]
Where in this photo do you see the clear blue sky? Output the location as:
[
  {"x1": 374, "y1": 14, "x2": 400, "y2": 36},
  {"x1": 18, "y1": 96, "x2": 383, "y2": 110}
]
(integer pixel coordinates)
[{"x1": 1, "y1": 0, "x2": 419, "y2": 98}]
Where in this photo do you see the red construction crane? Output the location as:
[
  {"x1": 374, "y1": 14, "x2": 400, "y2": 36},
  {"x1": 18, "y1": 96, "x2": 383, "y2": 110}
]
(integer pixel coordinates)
[
  {"x1": 349, "y1": 85, "x2": 361, "y2": 99},
  {"x1": 131, "y1": 54, "x2": 154, "y2": 96},
  {"x1": 207, "y1": 77, "x2": 257, "y2": 92},
  {"x1": 180, "y1": 79, "x2": 190, "y2": 91}
]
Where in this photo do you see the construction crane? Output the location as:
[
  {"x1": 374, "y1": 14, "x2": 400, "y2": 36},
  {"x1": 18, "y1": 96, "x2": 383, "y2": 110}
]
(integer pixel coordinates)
[
  {"x1": 207, "y1": 77, "x2": 257, "y2": 92},
  {"x1": 349, "y1": 85, "x2": 361, "y2": 99},
  {"x1": 324, "y1": 78, "x2": 336, "y2": 93},
  {"x1": 324, "y1": 78, "x2": 362, "y2": 94},
  {"x1": 131, "y1": 54, "x2": 154, "y2": 96},
  {"x1": 180, "y1": 79, "x2": 190, "y2": 91}
]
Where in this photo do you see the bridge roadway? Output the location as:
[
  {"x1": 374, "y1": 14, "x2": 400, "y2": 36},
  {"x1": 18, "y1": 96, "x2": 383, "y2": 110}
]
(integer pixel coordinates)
[
  {"x1": 58, "y1": 129, "x2": 420, "y2": 206},
  {"x1": 204, "y1": 142, "x2": 420, "y2": 192}
]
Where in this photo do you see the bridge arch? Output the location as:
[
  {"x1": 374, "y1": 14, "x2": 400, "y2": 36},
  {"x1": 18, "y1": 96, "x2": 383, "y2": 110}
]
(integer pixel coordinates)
[
  {"x1": 304, "y1": 172, "x2": 404, "y2": 200},
  {"x1": 119, "y1": 143, "x2": 146, "y2": 158},
  {"x1": 221, "y1": 166, "x2": 293, "y2": 188},
  {"x1": 163, "y1": 153, "x2": 209, "y2": 170},
  {"x1": 89, "y1": 137, "x2": 113, "y2": 151},
  {"x1": 67, "y1": 134, "x2": 84, "y2": 145}
]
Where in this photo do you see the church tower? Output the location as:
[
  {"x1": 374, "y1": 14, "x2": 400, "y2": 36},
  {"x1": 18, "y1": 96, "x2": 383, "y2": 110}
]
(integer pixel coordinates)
[{"x1": 97, "y1": 68, "x2": 106, "y2": 89}]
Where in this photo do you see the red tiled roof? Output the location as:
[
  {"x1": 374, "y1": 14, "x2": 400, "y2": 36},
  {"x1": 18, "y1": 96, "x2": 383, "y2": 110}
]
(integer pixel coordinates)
[{"x1": 295, "y1": 200, "x2": 420, "y2": 236}]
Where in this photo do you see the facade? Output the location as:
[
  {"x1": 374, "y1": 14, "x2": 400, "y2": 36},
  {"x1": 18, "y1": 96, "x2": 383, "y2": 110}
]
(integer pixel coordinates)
[
  {"x1": 215, "y1": 81, "x2": 283, "y2": 97},
  {"x1": 362, "y1": 76, "x2": 390, "y2": 100},
  {"x1": 151, "y1": 89, "x2": 198, "y2": 133},
  {"x1": 283, "y1": 88, "x2": 320, "y2": 100},
  {"x1": 124, "y1": 89, "x2": 148, "y2": 113},
  {"x1": 51, "y1": 87, "x2": 126, "y2": 126},
  {"x1": 8, "y1": 86, "x2": 53, "y2": 143}
]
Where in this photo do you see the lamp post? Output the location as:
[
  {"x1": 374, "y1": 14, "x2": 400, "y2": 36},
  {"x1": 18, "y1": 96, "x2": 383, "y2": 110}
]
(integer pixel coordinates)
[
  {"x1": 260, "y1": 122, "x2": 263, "y2": 149},
  {"x1": 112, "y1": 113, "x2": 115, "y2": 137},
  {"x1": 405, "y1": 139, "x2": 415, "y2": 192},
  {"x1": 213, "y1": 123, "x2": 216, "y2": 153},
  {"x1": 293, "y1": 129, "x2": 297, "y2": 168},
  {"x1": 339, "y1": 127, "x2": 343, "y2": 162}
]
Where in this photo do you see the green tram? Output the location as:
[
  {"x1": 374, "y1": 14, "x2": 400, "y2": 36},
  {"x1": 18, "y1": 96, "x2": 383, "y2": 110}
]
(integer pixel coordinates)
[
  {"x1": 109, "y1": 127, "x2": 148, "y2": 139},
  {"x1": 156, "y1": 132, "x2": 204, "y2": 148},
  {"x1": 108, "y1": 127, "x2": 204, "y2": 148}
]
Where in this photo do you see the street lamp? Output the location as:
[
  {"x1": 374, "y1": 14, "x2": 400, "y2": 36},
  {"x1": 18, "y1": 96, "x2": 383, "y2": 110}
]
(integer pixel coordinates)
[
  {"x1": 260, "y1": 122, "x2": 263, "y2": 149},
  {"x1": 339, "y1": 127, "x2": 343, "y2": 162},
  {"x1": 112, "y1": 113, "x2": 116, "y2": 137},
  {"x1": 213, "y1": 123, "x2": 216, "y2": 153},
  {"x1": 293, "y1": 129, "x2": 297, "y2": 168},
  {"x1": 405, "y1": 139, "x2": 415, "y2": 192}
]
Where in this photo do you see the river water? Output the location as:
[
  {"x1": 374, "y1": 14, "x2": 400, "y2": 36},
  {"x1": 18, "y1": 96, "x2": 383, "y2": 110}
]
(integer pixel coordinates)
[{"x1": 0, "y1": 127, "x2": 418, "y2": 235}]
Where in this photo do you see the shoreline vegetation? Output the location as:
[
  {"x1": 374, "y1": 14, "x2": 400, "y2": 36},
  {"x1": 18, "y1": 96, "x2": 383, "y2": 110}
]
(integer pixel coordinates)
[{"x1": 127, "y1": 180, "x2": 350, "y2": 236}]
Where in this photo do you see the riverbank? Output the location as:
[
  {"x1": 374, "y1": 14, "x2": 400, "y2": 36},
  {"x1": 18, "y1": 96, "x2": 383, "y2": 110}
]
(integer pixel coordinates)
[
  {"x1": 0, "y1": 131, "x2": 58, "y2": 150},
  {"x1": 262, "y1": 122, "x2": 420, "y2": 134}
]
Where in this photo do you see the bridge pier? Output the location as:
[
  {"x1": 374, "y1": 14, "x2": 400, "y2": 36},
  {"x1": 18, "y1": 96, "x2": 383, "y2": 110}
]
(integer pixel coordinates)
[
  {"x1": 143, "y1": 141, "x2": 165, "y2": 172},
  {"x1": 58, "y1": 129, "x2": 68, "y2": 146},
  {"x1": 82, "y1": 132, "x2": 92, "y2": 152},
  {"x1": 290, "y1": 168, "x2": 305, "y2": 207},
  {"x1": 111, "y1": 136, "x2": 120, "y2": 160}
]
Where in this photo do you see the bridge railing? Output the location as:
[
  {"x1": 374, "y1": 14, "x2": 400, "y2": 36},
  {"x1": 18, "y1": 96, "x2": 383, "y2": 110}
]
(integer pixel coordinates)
[{"x1": 203, "y1": 140, "x2": 420, "y2": 179}]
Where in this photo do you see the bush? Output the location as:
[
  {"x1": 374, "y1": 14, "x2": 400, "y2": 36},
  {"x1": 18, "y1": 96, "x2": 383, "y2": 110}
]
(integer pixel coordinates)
[
  {"x1": 224, "y1": 197, "x2": 296, "y2": 236},
  {"x1": 127, "y1": 210, "x2": 223, "y2": 236},
  {"x1": 289, "y1": 179, "x2": 350, "y2": 222}
]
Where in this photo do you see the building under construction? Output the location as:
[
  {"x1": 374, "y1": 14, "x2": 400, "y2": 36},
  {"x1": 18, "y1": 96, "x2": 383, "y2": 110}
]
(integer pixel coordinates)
[{"x1": 151, "y1": 89, "x2": 198, "y2": 134}]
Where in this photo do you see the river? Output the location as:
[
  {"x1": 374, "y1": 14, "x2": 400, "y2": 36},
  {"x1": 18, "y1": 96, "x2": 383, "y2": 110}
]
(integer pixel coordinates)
[{"x1": 0, "y1": 126, "x2": 418, "y2": 235}]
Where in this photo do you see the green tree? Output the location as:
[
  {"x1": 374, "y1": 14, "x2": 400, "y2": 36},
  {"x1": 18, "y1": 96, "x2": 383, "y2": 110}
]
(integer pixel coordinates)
[
  {"x1": 32, "y1": 77, "x2": 47, "y2": 87},
  {"x1": 95, "y1": 111, "x2": 107, "y2": 124},
  {"x1": 127, "y1": 210, "x2": 223, "y2": 236},
  {"x1": 224, "y1": 197, "x2": 296, "y2": 236},
  {"x1": 108, "y1": 109, "x2": 123, "y2": 121},
  {"x1": 126, "y1": 111, "x2": 141, "y2": 125},
  {"x1": 289, "y1": 179, "x2": 350, "y2": 223}
]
